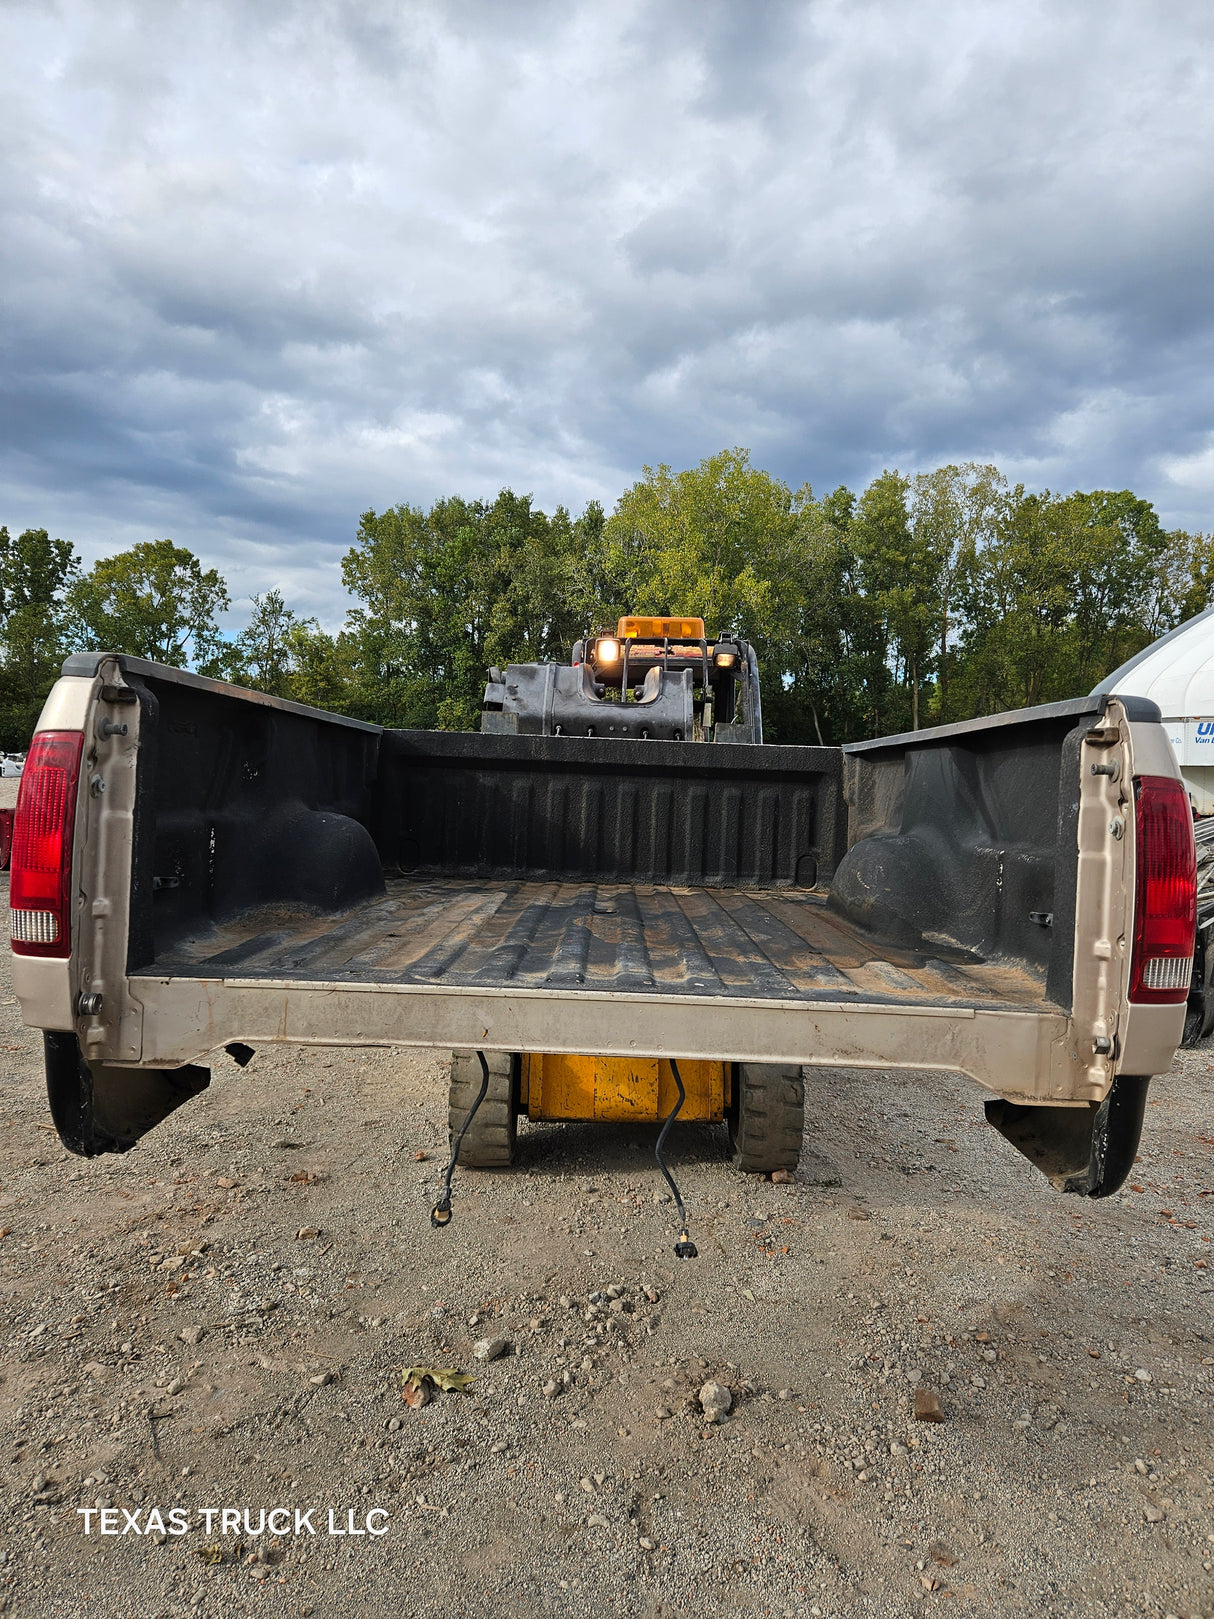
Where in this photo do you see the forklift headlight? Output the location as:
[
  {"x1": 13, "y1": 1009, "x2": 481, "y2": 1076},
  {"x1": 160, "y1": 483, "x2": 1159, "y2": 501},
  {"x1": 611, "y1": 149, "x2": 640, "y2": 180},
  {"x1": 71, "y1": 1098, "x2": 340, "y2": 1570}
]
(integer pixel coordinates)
[
  {"x1": 597, "y1": 638, "x2": 621, "y2": 664},
  {"x1": 714, "y1": 649, "x2": 738, "y2": 669}
]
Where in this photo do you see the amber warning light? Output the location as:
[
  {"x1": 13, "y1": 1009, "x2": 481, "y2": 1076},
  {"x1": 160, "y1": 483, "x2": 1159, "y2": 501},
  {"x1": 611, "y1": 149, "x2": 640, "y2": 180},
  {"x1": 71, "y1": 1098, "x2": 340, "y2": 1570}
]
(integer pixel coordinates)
[{"x1": 10, "y1": 731, "x2": 83, "y2": 958}]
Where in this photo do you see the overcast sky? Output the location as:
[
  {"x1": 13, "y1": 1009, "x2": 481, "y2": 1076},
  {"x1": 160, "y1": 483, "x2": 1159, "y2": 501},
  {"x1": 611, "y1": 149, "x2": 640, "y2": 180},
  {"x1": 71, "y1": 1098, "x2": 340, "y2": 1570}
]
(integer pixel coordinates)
[{"x1": 3, "y1": 0, "x2": 1214, "y2": 629}]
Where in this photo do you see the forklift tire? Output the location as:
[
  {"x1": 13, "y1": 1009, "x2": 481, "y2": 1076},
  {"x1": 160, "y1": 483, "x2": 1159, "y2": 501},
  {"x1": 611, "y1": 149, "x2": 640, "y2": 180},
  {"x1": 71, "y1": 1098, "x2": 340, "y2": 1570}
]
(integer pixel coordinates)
[
  {"x1": 728, "y1": 1062, "x2": 805, "y2": 1174},
  {"x1": 448, "y1": 1050, "x2": 519, "y2": 1167}
]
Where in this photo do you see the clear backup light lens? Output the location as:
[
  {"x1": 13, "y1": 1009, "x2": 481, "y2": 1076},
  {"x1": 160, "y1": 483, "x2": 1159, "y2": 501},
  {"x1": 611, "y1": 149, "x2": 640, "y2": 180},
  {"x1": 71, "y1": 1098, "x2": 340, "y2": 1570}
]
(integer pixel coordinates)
[
  {"x1": 1128, "y1": 774, "x2": 1196, "y2": 1005},
  {"x1": 1140, "y1": 956, "x2": 1191, "y2": 992},
  {"x1": 11, "y1": 911, "x2": 60, "y2": 945},
  {"x1": 10, "y1": 730, "x2": 84, "y2": 959}
]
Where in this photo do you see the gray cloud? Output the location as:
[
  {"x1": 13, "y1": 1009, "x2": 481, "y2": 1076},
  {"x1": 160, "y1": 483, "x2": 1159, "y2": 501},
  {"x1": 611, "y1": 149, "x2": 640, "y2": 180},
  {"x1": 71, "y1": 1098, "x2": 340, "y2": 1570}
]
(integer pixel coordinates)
[{"x1": 2, "y1": 0, "x2": 1213, "y2": 629}]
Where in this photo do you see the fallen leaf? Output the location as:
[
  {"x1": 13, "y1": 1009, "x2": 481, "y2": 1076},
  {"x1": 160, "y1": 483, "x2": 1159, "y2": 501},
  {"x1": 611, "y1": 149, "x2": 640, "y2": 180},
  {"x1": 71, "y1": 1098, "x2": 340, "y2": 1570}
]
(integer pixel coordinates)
[
  {"x1": 193, "y1": 1545, "x2": 223, "y2": 1566},
  {"x1": 928, "y1": 1541, "x2": 958, "y2": 1567},
  {"x1": 846, "y1": 1206, "x2": 870, "y2": 1221},
  {"x1": 401, "y1": 1366, "x2": 476, "y2": 1405},
  {"x1": 414, "y1": 1150, "x2": 428, "y2": 1162}
]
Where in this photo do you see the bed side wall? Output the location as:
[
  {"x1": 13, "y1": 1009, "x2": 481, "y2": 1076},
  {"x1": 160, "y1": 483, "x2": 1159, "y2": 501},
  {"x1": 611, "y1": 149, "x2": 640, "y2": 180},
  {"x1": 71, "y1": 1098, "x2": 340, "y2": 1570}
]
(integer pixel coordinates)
[
  {"x1": 836, "y1": 711, "x2": 1092, "y2": 1008},
  {"x1": 122, "y1": 669, "x2": 384, "y2": 969}
]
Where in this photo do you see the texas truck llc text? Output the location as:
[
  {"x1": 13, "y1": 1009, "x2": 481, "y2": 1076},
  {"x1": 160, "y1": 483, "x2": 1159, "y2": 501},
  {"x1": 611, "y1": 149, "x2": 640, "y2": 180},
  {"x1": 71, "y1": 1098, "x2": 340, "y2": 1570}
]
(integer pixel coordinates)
[{"x1": 77, "y1": 1507, "x2": 390, "y2": 1537}]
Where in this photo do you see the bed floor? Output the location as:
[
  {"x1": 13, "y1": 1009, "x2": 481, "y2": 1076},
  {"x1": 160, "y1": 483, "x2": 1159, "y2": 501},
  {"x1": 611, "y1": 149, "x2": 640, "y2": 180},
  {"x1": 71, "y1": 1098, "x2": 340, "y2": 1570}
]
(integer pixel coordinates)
[{"x1": 139, "y1": 877, "x2": 1053, "y2": 1013}]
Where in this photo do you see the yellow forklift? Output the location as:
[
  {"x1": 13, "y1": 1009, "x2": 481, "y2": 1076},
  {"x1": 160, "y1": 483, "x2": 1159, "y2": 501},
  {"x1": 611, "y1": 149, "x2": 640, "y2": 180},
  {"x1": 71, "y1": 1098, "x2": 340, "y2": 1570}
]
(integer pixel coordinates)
[{"x1": 446, "y1": 616, "x2": 804, "y2": 1200}]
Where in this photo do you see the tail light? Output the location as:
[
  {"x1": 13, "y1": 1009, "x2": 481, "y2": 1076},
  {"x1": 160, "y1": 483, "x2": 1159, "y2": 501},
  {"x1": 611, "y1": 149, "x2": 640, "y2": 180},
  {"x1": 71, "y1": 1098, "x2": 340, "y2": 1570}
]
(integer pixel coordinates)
[
  {"x1": 10, "y1": 731, "x2": 84, "y2": 958},
  {"x1": 1128, "y1": 774, "x2": 1196, "y2": 1003}
]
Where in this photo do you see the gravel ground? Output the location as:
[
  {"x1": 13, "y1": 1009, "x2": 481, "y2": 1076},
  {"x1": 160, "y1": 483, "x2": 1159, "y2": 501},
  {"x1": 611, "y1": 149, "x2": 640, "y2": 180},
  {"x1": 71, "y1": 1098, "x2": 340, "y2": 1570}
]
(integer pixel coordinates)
[{"x1": 0, "y1": 802, "x2": 1211, "y2": 1616}]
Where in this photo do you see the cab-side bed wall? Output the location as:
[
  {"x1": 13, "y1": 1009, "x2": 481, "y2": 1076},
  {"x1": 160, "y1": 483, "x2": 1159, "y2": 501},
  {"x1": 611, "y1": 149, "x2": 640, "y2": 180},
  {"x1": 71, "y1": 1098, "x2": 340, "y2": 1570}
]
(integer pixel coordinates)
[{"x1": 374, "y1": 730, "x2": 849, "y2": 889}]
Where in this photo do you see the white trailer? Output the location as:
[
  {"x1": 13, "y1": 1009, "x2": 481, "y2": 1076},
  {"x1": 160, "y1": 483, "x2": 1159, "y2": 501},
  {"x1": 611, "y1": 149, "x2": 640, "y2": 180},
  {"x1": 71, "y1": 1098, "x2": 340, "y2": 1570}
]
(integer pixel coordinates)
[
  {"x1": 1094, "y1": 604, "x2": 1214, "y2": 812},
  {"x1": 1095, "y1": 607, "x2": 1214, "y2": 1039}
]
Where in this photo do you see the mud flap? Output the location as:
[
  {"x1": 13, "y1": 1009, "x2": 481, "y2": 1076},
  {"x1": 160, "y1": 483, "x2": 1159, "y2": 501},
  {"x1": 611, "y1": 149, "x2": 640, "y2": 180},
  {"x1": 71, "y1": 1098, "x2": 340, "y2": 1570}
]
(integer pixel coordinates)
[
  {"x1": 984, "y1": 1073, "x2": 1150, "y2": 1199},
  {"x1": 44, "y1": 1032, "x2": 210, "y2": 1157}
]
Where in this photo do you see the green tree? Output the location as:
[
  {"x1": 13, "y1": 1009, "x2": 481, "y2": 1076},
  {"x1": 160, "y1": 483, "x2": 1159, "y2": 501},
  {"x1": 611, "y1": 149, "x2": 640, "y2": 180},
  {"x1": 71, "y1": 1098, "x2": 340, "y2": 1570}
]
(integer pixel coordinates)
[
  {"x1": 220, "y1": 589, "x2": 303, "y2": 696},
  {"x1": 908, "y1": 463, "x2": 1010, "y2": 720},
  {"x1": 603, "y1": 449, "x2": 814, "y2": 731},
  {"x1": 342, "y1": 490, "x2": 586, "y2": 730},
  {"x1": 763, "y1": 488, "x2": 891, "y2": 745},
  {"x1": 279, "y1": 622, "x2": 363, "y2": 715},
  {"x1": 951, "y1": 487, "x2": 1176, "y2": 713},
  {"x1": 0, "y1": 526, "x2": 80, "y2": 747},
  {"x1": 605, "y1": 449, "x2": 808, "y2": 645},
  {"x1": 563, "y1": 500, "x2": 614, "y2": 628},
  {"x1": 850, "y1": 471, "x2": 940, "y2": 729},
  {"x1": 1061, "y1": 490, "x2": 1170, "y2": 689},
  {"x1": 1148, "y1": 528, "x2": 1214, "y2": 632},
  {"x1": 68, "y1": 539, "x2": 231, "y2": 668}
]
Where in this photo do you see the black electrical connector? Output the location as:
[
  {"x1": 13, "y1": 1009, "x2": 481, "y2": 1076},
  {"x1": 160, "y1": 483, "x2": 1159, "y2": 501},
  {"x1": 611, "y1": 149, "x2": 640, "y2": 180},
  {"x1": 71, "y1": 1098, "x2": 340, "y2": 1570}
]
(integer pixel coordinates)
[
  {"x1": 430, "y1": 1051, "x2": 490, "y2": 1229},
  {"x1": 655, "y1": 1058, "x2": 697, "y2": 1259}
]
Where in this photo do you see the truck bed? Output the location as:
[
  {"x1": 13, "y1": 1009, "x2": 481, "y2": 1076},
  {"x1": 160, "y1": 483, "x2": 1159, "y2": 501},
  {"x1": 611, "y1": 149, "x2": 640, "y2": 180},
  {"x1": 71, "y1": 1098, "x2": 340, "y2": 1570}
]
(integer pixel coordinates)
[
  {"x1": 25, "y1": 652, "x2": 1181, "y2": 1156},
  {"x1": 144, "y1": 875, "x2": 1050, "y2": 1013}
]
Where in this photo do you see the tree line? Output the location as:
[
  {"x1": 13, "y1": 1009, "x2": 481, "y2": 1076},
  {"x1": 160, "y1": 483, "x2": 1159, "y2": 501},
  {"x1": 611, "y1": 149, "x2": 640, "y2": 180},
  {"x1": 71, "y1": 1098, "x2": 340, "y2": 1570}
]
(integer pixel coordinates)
[{"x1": 2, "y1": 449, "x2": 1209, "y2": 750}]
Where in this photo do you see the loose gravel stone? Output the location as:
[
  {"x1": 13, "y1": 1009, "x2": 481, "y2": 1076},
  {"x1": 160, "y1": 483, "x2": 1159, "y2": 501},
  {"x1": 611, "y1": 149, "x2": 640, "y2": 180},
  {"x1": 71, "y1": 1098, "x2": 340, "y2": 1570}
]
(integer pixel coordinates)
[
  {"x1": 698, "y1": 1381, "x2": 732, "y2": 1420},
  {"x1": 913, "y1": 1387, "x2": 946, "y2": 1422},
  {"x1": 474, "y1": 1335, "x2": 511, "y2": 1362}
]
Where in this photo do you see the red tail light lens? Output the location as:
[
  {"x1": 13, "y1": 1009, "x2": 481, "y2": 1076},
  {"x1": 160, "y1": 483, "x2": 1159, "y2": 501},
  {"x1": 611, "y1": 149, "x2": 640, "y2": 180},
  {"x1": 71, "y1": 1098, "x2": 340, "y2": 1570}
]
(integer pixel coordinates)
[
  {"x1": 1129, "y1": 774, "x2": 1196, "y2": 1004},
  {"x1": 10, "y1": 731, "x2": 84, "y2": 958}
]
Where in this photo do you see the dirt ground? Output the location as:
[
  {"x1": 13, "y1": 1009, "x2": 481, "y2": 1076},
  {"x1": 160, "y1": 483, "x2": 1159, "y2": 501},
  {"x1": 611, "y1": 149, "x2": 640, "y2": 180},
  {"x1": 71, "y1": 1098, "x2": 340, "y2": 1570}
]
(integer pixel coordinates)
[{"x1": 0, "y1": 796, "x2": 1211, "y2": 1617}]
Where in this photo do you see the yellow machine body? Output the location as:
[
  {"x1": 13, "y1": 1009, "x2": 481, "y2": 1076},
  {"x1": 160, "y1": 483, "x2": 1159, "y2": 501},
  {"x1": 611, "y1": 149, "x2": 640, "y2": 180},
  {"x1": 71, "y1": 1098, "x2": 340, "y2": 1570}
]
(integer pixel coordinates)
[{"x1": 521, "y1": 1053, "x2": 727, "y2": 1123}]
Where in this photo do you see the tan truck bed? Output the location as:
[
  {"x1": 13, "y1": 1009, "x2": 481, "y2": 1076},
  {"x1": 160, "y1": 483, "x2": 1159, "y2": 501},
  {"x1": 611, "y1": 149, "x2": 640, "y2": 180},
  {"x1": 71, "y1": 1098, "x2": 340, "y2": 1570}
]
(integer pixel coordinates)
[{"x1": 13, "y1": 655, "x2": 1188, "y2": 1196}]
